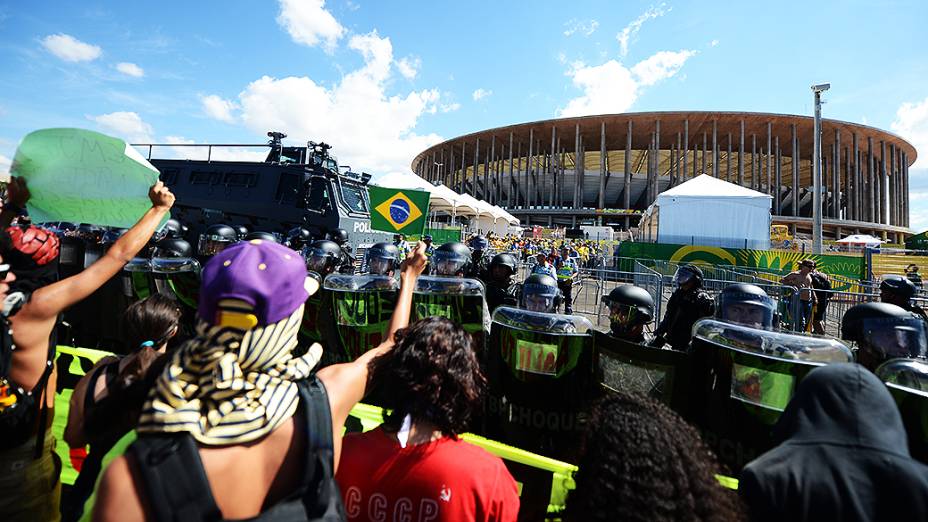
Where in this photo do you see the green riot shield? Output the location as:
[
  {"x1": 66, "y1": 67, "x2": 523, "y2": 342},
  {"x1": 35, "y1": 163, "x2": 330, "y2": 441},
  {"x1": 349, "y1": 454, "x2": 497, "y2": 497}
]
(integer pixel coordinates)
[
  {"x1": 299, "y1": 272, "x2": 339, "y2": 363},
  {"x1": 592, "y1": 331, "x2": 692, "y2": 418},
  {"x1": 485, "y1": 306, "x2": 595, "y2": 465},
  {"x1": 876, "y1": 358, "x2": 928, "y2": 464},
  {"x1": 324, "y1": 274, "x2": 398, "y2": 361},
  {"x1": 152, "y1": 256, "x2": 201, "y2": 312},
  {"x1": 412, "y1": 276, "x2": 488, "y2": 351},
  {"x1": 123, "y1": 257, "x2": 152, "y2": 299},
  {"x1": 690, "y1": 319, "x2": 853, "y2": 472}
]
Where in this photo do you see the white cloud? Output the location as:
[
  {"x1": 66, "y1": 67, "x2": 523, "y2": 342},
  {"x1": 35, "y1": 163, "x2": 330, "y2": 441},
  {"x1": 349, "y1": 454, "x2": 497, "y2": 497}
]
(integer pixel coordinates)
[
  {"x1": 891, "y1": 96, "x2": 928, "y2": 169},
  {"x1": 472, "y1": 88, "x2": 492, "y2": 101},
  {"x1": 617, "y1": 4, "x2": 669, "y2": 57},
  {"x1": 563, "y1": 19, "x2": 599, "y2": 37},
  {"x1": 115, "y1": 62, "x2": 144, "y2": 77},
  {"x1": 41, "y1": 33, "x2": 102, "y2": 62},
  {"x1": 396, "y1": 56, "x2": 421, "y2": 80},
  {"x1": 709, "y1": 39, "x2": 719, "y2": 47},
  {"x1": 89, "y1": 111, "x2": 153, "y2": 143},
  {"x1": 0, "y1": 154, "x2": 11, "y2": 177},
  {"x1": 276, "y1": 0, "x2": 345, "y2": 52},
  {"x1": 558, "y1": 49, "x2": 695, "y2": 117},
  {"x1": 200, "y1": 94, "x2": 238, "y2": 124},
  {"x1": 236, "y1": 30, "x2": 443, "y2": 174},
  {"x1": 630, "y1": 50, "x2": 697, "y2": 86},
  {"x1": 440, "y1": 102, "x2": 461, "y2": 113}
]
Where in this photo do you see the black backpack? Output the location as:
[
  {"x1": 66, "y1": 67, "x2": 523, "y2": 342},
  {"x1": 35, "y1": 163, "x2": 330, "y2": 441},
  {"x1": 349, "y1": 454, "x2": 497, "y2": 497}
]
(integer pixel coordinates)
[{"x1": 128, "y1": 377, "x2": 346, "y2": 522}]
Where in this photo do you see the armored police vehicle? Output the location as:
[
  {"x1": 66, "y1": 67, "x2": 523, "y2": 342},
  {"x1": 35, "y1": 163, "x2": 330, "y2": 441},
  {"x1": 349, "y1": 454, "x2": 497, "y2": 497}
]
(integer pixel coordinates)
[{"x1": 137, "y1": 131, "x2": 391, "y2": 251}]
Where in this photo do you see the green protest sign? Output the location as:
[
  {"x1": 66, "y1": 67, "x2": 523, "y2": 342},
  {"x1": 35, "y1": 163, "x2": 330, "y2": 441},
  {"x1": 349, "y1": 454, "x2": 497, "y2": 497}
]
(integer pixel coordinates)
[{"x1": 10, "y1": 128, "x2": 163, "y2": 228}]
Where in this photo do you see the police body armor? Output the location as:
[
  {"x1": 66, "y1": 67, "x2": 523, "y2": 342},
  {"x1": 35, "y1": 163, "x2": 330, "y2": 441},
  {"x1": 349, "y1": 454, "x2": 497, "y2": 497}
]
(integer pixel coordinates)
[
  {"x1": 592, "y1": 331, "x2": 692, "y2": 418},
  {"x1": 411, "y1": 276, "x2": 488, "y2": 351},
  {"x1": 876, "y1": 358, "x2": 928, "y2": 465},
  {"x1": 689, "y1": 318, "x2": 853, "y2": 472},
  {"x1": 485, "y1": 306, "x2": 595, "y2": 465},
  {"x1": 323, "y1": 274, "x2": 398, "y2": 362}
]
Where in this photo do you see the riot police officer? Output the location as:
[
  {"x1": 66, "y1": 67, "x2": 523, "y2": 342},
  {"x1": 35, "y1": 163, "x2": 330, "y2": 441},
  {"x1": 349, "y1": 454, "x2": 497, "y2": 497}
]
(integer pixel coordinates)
[
  {"x1": 881, "y1": 275, "x2": 928, "y2": 323},
  {"x1": 286, "y1": 226, "x2": 313, "y2": 251},
  {"x1": 651, "y1": 264, "x2": 714, "y2": 351},
  {"x1": 602, "y1": 284, "x2": 654, "y2": 343},
  {"x1": 327, "y1": 228, "x2": 355, "y2": 274},
  {"x1": 244, "y1": 231, "x2": 278, "y2": 243},
  {"x1": 520, "y1": 274, "x2": 562, "y2": 314},
  {"x1": 365, "y1": 242, "x2": 400, "y2": 277},
  {"x1": 162, "y1": 218, "x2": 185, "y2": 240},
  {"x1": 432, "y1": 242, "x2": 472, "y2": 277},
  {"x1": 152, "y1": 237, "x2": 194, "y2": 259},
  {"x1": 485, "y1": 253, "x2": 520, "y2": 313},
  {"x1": 842, "y1": 302, "x2": 928, "y2": 371},
  {"x1": 197, "y1": 223, "x2": 238, "y2": 259},
  {"x1": 304, "y1": 239, "x2": 345, "y2": 277},
  {"x1": 554, "y1": 246, "x2": 579, "y2": 314},
  {"x1": 717, "y1": 283, "x2": 777, "y2": 330},
  {"x1": 467, "y1": 235, "x2": 490, "y2": 279}
]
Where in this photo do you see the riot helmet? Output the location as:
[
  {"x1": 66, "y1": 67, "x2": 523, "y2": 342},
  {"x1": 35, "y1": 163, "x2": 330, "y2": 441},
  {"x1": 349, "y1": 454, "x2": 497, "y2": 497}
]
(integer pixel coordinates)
[
  {"x1": 245, "y1": 231, "x2": 278, "y2": 243},
  {"x1": 842, "y1": 302, "x2": 928, "y2": 371},
  {"x1": 602, "y1": 285, "x2": 654, "y2": 336},
  {"x1": 717, "y1": 283, "x2": 777, "y2": 330},
  {"x1": 234, "y1": 225, "x2": 250, "y2": 241},
  {"x1": 366, "y1": 242, "x2": 400, "y2": 276},
  {"x1": 287, "y1": 227, "x2": 313, "y2": 250},
  {"x1": 489, "y1": 253, "x2": 518, "y2": 285},
  {"x1": 328, "y1": 228, "x2": 349, "y2": 246},
  {"x1": 163, "y1": 218, "x2": 184, "y2": 239},
  {"x1": 881, "y1": 275, "x2": 918, "y2": 307},
  {"x1": 198, "y1": 224, "x2": 238, "y2": 257},
  {"x1": 521, "y1": 274, "x2": 561, "y2": 313},
  {"x1": 469, "y1": 235, "x2": 488, "y2": 255},
  {"x1": 305, "y1": 239, "x2": 342, "y2": 276},
  {"x1": 76, "y1": 223, "x2": 104, "y2": 244},
  {"x1": 672, "y1": 263, "x2": 703, "y2": 289},
  {"x1": 101, "y1": 227, "x2": 127, "y2": 246},
  {"x1": 432, "y1": 242, "x2": 472, "y2": 277},
  {"x1": 152, "y1": 238, "x2": 193, "y2": 258}
]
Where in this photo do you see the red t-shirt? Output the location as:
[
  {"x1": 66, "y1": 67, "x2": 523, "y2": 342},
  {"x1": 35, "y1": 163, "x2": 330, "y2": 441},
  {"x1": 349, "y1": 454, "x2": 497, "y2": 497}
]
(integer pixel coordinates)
[{"x1": 336, "y1": 427, "x2": 520, "y2": 522}]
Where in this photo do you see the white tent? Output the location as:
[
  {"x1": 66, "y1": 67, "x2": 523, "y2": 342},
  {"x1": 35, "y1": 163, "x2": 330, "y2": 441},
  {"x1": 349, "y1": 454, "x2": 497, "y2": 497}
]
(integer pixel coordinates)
[
  {"x1": 641, "y1": 174, "x2": 772, "y2": 249},
  {"x1": 836, "y1": 234, "x2": 884, "y2": 247}
]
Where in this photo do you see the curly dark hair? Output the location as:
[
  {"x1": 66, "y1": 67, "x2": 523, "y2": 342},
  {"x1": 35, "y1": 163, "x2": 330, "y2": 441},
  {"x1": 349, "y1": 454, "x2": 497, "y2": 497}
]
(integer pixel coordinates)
[
  {"x1": 370, "y1": 316, "x2": 486, "y2": 436},
  {"x1": 565, "y1": 392, "x2": 744, "y2": 522}
]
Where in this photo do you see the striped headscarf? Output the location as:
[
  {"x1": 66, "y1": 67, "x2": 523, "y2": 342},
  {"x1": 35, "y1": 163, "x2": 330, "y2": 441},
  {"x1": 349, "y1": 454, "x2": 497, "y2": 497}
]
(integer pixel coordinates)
[{"x1": 137, "y1": 300, "x2": 322, "y2": 445}]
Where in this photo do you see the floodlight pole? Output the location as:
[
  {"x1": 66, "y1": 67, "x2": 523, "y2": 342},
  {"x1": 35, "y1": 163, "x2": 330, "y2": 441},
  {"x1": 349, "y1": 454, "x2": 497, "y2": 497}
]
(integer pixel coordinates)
[{"x1": 811, "y1": 83, "x2": 830, "y2": 254}]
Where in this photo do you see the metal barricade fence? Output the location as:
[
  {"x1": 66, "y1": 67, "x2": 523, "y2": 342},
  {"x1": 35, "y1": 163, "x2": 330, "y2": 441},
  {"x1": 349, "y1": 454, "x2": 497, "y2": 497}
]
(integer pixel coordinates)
[
  {"x1": 814, "y1": 289, "x2": 879, "y2": 338},
  {"x1": 556, "y1": 266, "x2": 663, "y2": 331}
]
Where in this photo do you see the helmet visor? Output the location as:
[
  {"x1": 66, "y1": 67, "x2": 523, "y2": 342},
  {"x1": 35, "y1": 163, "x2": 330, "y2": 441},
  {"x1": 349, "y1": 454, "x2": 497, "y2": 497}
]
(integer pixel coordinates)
[
  {"x1": 719, "y1": 292, "x2": 776, "y2": 330},
  {"x1": 673, "y1": 267, "x2": 695, "y2": 287},
  {"x1": 197, "y1": 235, "x2": 234, "y2": 256},
  {"x1": 523, "y1": 282, "x2": 558, "y2": 313},
  {"x1": 367, "y1": 257, "x2": 394, "y2": 275},
  {"x1": 305, "y1": 248, "x2": 332, "y2": 273},
  {"x1": 861, "y1": 317, "x2": 928, "y2": 360},
  {"x1": 606, "y1": 301, "x2": 649, "y2": 327},
  {"x1": 432, "y1": 250, "x2": 469, "y2": 276}
]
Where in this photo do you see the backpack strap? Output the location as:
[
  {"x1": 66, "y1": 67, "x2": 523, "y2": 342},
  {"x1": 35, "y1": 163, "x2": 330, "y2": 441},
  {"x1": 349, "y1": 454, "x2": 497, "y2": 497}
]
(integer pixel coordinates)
[
  {"x1": 297, "y1": 377, "x2": 346, "y2": 520},
  {"x1": 129, "y1": 433, "x2": 222, "y2": 522}
]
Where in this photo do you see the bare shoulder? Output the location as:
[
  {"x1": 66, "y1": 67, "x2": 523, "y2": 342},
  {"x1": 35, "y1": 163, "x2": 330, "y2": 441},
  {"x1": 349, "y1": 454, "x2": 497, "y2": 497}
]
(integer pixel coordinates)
[{"x1": 95, "y1": 455, "x2": 147, "y2": 521}]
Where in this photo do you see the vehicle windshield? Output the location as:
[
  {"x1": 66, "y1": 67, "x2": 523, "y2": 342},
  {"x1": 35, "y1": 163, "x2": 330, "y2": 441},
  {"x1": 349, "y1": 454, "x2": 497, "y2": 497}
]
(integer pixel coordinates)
[
  {"x1": 305, "y1": 177, "x2": 330, "y2": 212},
  {"x1": 340, "y1": 182, "x2": 368, "y2": 213}
]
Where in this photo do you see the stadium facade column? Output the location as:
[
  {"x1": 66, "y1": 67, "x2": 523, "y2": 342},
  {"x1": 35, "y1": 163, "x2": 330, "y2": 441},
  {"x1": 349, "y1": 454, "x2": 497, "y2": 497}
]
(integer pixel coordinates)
[
  {"x1": 791, "y1": 124, "x2": 799, "y2": 217},
  {"x1": 598, "y1": 122, "x2": 606, "y2": 224},
  {"x1": 526, "y1": 130, "x2": 533, "y2": 208},
  {"x1": 536, "y1": 137, "x2": 543, "y2": 209},
  {"x1": 702, "y1": 131, "x2": 708, "y2": 176},
  {"x1": 881, "y1": 141, "x2": 888, "y2": 226},
  {"x1": 751, "y1": 134, "x2": 757, "y2": 190},
  {"x1": 682, "y1": 119, "x2": 689, "y2": 181},
  {"x1": 767, "y1": 122, "x2": 773, "y2": 196},
  {"x1": 573, "y1": 124, "x2": 580, "y2": 212},
  {"x1": 844, "y1": 145, "x2": 851, "y2": 222},
  {"x1": 890, "y1": 143, "x2": 896, "y2": 226},
  {"x1": 738, "y1": 120, "x2": 745, "y2": 185},
  {"x1": 624, "y1": 120, "x2": 632, "y2": 230},
  {"x1": 712, "y1": 120, "x2": 719, "y2": 178},
  {"x1": 459, "y1": 141, "x2": 466, "y2": 195},
  {"x1": 867, "y1": 137, "x2": 874, "y2": 223},
  {"x1": 835, "y1": 130, "x2": 841, "y2": 220},
  {"x1": 488, "y1": 136, "x2": 495, "y2": 204},
  {"x1": 655, "y1": 119, "x2": 661, "y2": 198},
  {"x1": 903, "y1": 151, "x2": 909, "y2": 227},
  {"x1": 670, "y1": 138, "x2": 677, "y2": 187},
  {"x1": 550, "y1": 126, "x2": 558, "y2": 210},
  {"x1": 852, "y1": 133, "x2": 859, "y2": 222},
  {"x1": 676, "y1": 133, "x2": 683, "y2": 185},
  {"x1": 775, "y1": 136, "x2": 782, "y2": 215},
  {"x1": 507, "y1": 133, "x2": 514, "y2": 208},
  {"x1": 895, "y1": 146, "x2": 901, "y2": 227}
]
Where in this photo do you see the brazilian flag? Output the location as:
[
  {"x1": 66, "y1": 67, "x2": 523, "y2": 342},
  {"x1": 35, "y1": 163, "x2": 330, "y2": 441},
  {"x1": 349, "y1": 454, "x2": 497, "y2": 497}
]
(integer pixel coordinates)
[{"x1": 368, "y1": 186, "x2": 430, "y2": 235}]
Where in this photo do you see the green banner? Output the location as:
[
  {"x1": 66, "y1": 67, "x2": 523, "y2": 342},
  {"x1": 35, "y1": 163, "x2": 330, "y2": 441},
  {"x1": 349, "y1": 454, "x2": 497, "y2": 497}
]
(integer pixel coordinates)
[
  {"x1": 368, "y1": 185, "x2": 430, "y2": 236},
  {"x1": 618, "y1": 242, "x2": 865, "y2": 283},
  {"x1": 11, "y1": 128, "x2": 164, "y2": 228}
]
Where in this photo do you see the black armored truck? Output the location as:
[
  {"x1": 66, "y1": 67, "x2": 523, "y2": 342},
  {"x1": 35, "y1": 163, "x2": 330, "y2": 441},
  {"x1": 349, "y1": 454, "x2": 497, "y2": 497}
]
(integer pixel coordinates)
[{"x1": 137, "y1": 131, "x2": 392, "y2": 251}]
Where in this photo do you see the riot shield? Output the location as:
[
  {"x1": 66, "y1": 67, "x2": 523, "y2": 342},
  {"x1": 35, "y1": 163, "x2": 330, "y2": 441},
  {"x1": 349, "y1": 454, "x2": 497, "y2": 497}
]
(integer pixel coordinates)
[
  {"x1": 690, "y1": 318, "x2": 853, "y2": 472},
  {"x1": 877, "y1": 358, "x2": 928, "y2": 464},
  {"x1": 485, "y1": 306, "x2": 595, "y2": 464},
  {"x1": 412, "y1": 276, "x2": 488, "y2": 351},
  {"x1": 323, "y1": 274, "x2": 398, "y2": 361},
  {"x1": 592, "y1": 331, "x2": 692, "y2": 418}
]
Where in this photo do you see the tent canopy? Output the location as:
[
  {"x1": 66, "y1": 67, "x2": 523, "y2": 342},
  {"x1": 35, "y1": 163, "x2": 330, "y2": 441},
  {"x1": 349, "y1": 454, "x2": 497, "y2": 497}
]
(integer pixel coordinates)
[
  {"x1": 836, "y1": 234, "x2": 883, "y2": 245},
  {"x1": 647, "y1": 174, "x2": 772, "y2": 250}
]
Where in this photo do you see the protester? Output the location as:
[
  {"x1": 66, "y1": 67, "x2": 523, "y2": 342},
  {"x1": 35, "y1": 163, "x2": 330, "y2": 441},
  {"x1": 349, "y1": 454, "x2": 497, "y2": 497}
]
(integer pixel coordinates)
[
  {"x1": 810, "y1": 264, "x2": 831, "y2": 334},
  {"x1": 0, "y1": 180, "x2": 174, "y2": 522},
  {"x1": 565, "y1": 392, "x2": 742, "y2": 521},
  {"x1": 337, "y1": 316, "x2": 519, "y2": 521},
  {"x1": 93, "y1": 241, "x2": 428, "y2": 521},
  {"x1": 780, "y1": 259, "x2": 816, "y2": 331},
  {"x1": 740, "y1": 363, "x2": 928, "y2": 521}
]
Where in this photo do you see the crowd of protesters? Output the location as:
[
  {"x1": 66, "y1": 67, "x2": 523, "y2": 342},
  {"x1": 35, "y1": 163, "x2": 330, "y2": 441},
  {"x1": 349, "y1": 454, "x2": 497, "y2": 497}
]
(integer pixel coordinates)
[{"x1": 0, "y1": 174, "x2": 927, "y2": 522}]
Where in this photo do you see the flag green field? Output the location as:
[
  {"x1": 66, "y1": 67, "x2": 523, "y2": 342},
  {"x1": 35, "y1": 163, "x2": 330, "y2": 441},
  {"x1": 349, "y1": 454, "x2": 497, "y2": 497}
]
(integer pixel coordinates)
[{"x1": 368, "y1": 185, "x2": 430, "y2": 235}]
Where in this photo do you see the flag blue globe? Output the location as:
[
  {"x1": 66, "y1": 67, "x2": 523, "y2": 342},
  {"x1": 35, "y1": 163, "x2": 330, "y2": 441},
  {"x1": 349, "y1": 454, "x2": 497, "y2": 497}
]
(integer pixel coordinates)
[{"x1": 389, "y1": 198, "x2": 411, "y2": 224}]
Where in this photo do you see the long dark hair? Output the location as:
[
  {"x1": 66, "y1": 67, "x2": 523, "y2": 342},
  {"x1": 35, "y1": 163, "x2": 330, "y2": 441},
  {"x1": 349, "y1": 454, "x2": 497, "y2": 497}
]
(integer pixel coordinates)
[
  {"x1": 565, "y1": 392, "x2": 744, "y2": 522},
  {"x1": 370, "y1": 317, "x2": 486, "y2": 436}
]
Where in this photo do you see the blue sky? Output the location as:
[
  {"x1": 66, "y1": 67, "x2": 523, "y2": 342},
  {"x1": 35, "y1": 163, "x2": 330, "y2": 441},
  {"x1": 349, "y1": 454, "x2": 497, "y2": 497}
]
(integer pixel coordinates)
[{"x1": 1, "y1": 1, "x2": 927, "y2": 227}]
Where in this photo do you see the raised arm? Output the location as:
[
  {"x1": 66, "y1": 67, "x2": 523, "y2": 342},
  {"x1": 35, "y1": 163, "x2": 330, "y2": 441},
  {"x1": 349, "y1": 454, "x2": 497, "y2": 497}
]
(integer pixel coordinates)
[
  {"x1": 317, "y1": 242, "x2": 427, "y2": 468},
  {"x1": 20, "y1": 182, "x2": 174, "y2": 321}
]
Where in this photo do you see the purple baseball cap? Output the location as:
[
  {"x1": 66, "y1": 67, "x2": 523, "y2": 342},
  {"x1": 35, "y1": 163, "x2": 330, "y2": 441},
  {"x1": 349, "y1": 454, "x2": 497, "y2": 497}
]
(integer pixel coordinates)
[{"x1": 198, "y1": 239, "x2": 318, "y2": 327}]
